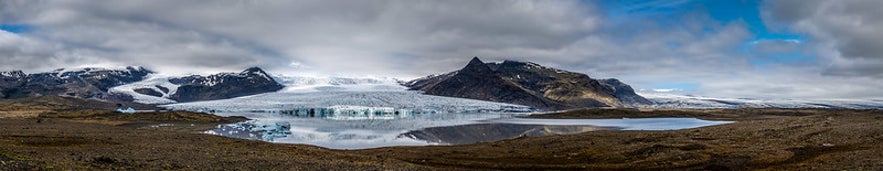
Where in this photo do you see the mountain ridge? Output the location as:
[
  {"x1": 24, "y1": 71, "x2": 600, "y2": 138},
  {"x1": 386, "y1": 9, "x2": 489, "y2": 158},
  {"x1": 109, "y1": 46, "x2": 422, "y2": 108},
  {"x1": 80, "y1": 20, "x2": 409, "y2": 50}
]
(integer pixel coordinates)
[
  {"x1": 0, "y1": 66, "x2": 284, "y2": 105},
  {"x1": 0, "y1": 66, "x2": 152, "y2": 101},
  {"x1": 405, "y1": 57, "x2": 651, "y2": 110}
]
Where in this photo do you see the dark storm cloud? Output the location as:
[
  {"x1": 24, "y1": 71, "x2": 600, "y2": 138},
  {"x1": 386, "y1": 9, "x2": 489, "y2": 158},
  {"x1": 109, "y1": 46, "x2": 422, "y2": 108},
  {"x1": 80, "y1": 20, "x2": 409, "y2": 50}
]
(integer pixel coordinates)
[{"x1": 763, "y1": 0, "x2": 883, "y2": 77}]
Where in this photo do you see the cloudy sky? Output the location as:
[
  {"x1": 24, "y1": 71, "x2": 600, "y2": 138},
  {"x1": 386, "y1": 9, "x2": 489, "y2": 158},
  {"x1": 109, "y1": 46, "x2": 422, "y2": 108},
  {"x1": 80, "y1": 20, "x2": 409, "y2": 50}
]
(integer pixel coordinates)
[{"x1": 1, "y1": 0, "x2": 882, "y2": 99}]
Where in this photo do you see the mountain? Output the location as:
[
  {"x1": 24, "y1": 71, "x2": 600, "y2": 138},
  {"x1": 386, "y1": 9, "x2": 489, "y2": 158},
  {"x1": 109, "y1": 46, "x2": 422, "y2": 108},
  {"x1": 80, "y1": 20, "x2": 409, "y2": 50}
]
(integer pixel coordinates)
[
  {"x1": 405, "y1": 57, "x2": 651, "y2": 110},
  {"x1": 407, "y1": 57, "x2": 559, "y2": 109},
  {"x1": 110, "y1": 67, "x2": 285, "y2": 103},
  {"x1": 168, "y1": 67, "x2": 284, "y2": 102},
  {"x1": 0, "y1": 66, "x2": 284, "y2": 105},
  {"x1": 0, "y1": 66, "x2": 152, "y2": 100}
]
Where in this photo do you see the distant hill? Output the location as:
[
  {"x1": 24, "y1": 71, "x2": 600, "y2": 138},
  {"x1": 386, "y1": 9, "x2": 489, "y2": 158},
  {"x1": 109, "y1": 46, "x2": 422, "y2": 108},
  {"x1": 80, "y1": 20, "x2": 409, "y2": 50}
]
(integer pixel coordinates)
[{"x1": 404, "y1": 57, "x2": 650, "y2": 110}]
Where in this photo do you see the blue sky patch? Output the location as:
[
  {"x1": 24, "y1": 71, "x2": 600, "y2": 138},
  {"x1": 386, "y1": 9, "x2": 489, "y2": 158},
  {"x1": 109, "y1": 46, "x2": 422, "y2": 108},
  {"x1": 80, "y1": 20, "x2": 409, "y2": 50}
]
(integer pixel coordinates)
[{"x1": 0, "y1": 24, "x2": 32, "y2": 33}]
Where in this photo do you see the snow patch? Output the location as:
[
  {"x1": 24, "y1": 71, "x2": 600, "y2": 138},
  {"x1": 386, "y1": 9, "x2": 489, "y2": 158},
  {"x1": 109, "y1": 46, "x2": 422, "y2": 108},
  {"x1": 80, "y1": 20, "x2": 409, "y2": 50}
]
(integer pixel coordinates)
[
  {"x1": 0, "y1": 70, "x2": 24, "y2": 77},
  {"x1": 109, "y1": 74, "x2": 181, "y2": 104}
]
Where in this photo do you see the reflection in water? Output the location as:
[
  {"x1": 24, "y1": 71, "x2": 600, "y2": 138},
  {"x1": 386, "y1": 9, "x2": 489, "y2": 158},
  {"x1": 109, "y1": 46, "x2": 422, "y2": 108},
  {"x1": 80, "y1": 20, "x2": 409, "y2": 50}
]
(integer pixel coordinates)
[
  {"x1": 205, "y1": 112, "x2": 732, "y2": 149},
  {"x1": 400, "y1": 124, "x2": 609, "y2": 145}
]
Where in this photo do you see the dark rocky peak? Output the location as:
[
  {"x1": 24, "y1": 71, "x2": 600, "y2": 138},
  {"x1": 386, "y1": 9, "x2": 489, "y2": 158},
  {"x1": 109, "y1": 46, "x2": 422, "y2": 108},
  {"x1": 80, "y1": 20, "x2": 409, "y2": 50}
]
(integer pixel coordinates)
[
  {"x1": 460, "y1": 57, "x2": 494, "y2": 74},
  {"x1": 243, "y1": 66, "x2": 267, "y2": 74},
  {"x1": 0, "y1": 70, "x2": 25, "y2": 78},
  {"x1": 0, "y1": 70, "x2": 26, "y2": 89},
  {"x1": 240, "y1": 67, "x2": 274, "y2": 80}
]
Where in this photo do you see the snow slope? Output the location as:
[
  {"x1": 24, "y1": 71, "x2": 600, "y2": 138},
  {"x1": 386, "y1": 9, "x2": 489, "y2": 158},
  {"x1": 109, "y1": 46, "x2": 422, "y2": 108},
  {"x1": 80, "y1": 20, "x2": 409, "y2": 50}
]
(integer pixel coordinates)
[
  {"x1": 108, "y1": 74, "x2": 181, "y2": 104},
  {"x1": 641, "y1": 93, "x2": 883, "y2": 109}
]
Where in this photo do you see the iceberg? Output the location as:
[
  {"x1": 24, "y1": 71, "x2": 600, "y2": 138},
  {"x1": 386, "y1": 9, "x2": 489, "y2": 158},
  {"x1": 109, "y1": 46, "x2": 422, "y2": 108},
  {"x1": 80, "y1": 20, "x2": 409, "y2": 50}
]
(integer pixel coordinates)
[
  {"x1": 116, "y1": 107, "x2": 136, "y2": 114},
  {"x1": 206, "y1": 120, "x2": 294, "y2": 142}
]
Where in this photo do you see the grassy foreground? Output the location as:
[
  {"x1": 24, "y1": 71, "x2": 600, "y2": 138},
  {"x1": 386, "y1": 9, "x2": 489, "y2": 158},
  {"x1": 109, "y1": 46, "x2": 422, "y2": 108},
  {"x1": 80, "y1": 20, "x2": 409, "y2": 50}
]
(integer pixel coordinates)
[{"x1": 2, "y1": 97, "x2": 883, "y2": 170}]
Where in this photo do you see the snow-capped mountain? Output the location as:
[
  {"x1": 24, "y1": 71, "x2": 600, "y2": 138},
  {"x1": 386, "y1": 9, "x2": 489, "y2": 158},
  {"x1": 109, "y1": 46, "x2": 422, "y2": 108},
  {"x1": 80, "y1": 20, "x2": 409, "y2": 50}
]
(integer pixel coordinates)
[
  {"x1": 641, "y1": 93, "x2": 883, "y2": 109},
  {"x1": 109, "y1": 67, "x2": 284, "y2": 104},
  {"x1": 0, "y1": 66, "x2": 151, "y2": 100}
]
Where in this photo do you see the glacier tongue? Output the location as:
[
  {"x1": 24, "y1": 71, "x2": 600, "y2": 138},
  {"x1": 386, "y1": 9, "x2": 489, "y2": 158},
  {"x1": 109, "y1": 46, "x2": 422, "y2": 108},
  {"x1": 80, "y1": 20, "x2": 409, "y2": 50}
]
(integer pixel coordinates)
[
  {"x1": 161, "y1": 91, "x2": 536, "y2": 114},
  {"x1": 109, "y1": 73, "x2": 536, "y2": 113},
  {"x1": 162, "y1": 74, "x2": 536, "y2": 114}
]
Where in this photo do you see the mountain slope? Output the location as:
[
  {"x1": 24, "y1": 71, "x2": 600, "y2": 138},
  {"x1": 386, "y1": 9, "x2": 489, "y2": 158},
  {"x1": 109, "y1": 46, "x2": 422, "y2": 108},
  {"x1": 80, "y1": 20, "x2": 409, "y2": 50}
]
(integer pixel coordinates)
[
  {"x1": 0, "y1": 67, "x2": 152, "y2": 100},
  {"x1": 169, "y1": 67, "x2": 284, "y2": 102},
  {"x1": 599, "y1": 79, "x2": 653, "y2": 105},
  {"x1": 405, "y1": 57, "x2": 651, "y2": 109},
  {"x1": 110, "y1": 67, "x2": 285, "y2": 103},
  {"x1": 415, "y1": 57, "x2": 560, "y2": 109}
]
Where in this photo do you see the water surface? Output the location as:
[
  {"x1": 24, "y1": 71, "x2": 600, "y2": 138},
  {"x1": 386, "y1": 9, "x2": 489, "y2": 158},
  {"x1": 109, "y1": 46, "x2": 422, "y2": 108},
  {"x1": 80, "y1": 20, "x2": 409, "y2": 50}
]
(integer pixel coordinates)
[{"x1": 205, "y1": 112, "x2": 732, "y2": 149}]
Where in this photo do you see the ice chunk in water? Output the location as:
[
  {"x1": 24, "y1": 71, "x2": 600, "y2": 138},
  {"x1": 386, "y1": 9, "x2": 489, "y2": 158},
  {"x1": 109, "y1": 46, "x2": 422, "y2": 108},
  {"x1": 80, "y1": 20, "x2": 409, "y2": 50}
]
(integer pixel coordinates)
[
  {"x1": 116, "y1": 107, "x2": 136, "y2": 114},
  {"x1": 208, "y1": 121, "x2": 294, "y2": 142},
  {"x1": 275, "y1": 121, "x2": 292, "y2": 134}
]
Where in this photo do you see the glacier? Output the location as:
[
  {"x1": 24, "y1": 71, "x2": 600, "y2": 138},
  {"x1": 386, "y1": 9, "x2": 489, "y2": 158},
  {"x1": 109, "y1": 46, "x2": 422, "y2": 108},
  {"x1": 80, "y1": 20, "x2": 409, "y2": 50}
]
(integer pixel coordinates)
[
  {"x1": 641, "y1": 93, "x2": 883, "y2": 109},
  {"x1": 161, "y1": 75, "x2": 538, "y2": 114}
]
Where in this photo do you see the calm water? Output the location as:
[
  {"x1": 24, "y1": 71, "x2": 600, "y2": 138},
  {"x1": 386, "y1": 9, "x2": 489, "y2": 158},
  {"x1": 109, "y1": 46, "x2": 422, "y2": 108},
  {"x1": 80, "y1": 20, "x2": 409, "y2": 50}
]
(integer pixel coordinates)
[{"x1": 204, "y1": 112, "x2": 732, "y2": 149}]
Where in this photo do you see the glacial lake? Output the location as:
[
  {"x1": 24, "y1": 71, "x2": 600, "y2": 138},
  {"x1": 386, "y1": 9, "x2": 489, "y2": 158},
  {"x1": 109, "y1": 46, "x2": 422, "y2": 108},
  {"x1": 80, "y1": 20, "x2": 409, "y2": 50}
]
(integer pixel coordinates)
[{"x1": 204, "y1": 112, "x2": 733, "y2": 149}]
